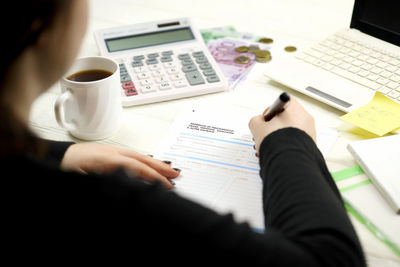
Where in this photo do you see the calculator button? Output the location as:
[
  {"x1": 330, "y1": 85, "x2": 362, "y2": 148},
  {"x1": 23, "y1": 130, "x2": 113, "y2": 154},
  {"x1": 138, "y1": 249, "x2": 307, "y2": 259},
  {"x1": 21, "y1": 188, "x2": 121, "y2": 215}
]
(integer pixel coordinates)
[
  {"x1": 196, "y1": 57, "x2": 209, "y2": 64},
  {"x1": 159, "y1": 82, "x2": 172, "y2": 90},
  {"x1": 133, "y1": 66, "x2": 147, "y2": 73},
  {"x1": 120, "y1": 75, "x2": 132, "y2": 82},
  {"x1": 178, "y1": 53, "x2": 190, "y2": 60},
  {"x1": 121, "y1": 81, "x2": 135, "y2": 90},
  {"x1": 141, "y1": 85, "x2": 156, "y2": 93},
  {"x1": 206, "y1": 75, "x2": 220, "y2": 83},
  {"x1": 181, "y1": 59, "x2": 194, "y2": 66},
  {"x1": 182, "y1": 64, "x2": 197, "y2": 72},
  {"x1": 160, "y1": 56, "x2": 173, "y2": 62},
  {"x1": 163, "y1": 62, "x2": 176, "y2": 68},
  {"x1": 146, "y1": 58, "x2": 158, "y2": 65},
  {"x1": 152, "y1": 70, "x2": 164, "y2": 77},
  {"x1": 170, "y1": 73, "x2": 184, "y2": 81},
  {"x1": 133, "y1": 55, "x2": 145, "y2": 61},
  {"x1": 148, "y1": 64, "x2": 161, "y2": 71},
  {"x1": 132, "y1": 61, "x2": 144, "y2": 67},
  {"x1": 185, "y1": 71, "x2": 205, "y2": 85},
  {"x1": 199, "y1": 63, "x2": 212, "y2": 70},
  {"x1": 192, "y1": 51, "x2": 205, "y2": 58},
  {"x1": 137, "y1": 72, "x2": 151, "y2": 79},
  {"x1": 125, "y1": 88, "x2": 138, "y2": 96},
  {"x1": 174, "y1": 80, "x2": 187, "y2": 88},
  {"x1": 203, "y1": 69, "x2": 216, "y2": 76},
  {"x1": 166, "y1": 68, "x2": 178, "y2": 74},
  {"x1": 140, "y1": 79, "x2": 152, "y2": 86},
  {"x1": 155, "y1": 76, "x2": 168, "y2": 83},
  {"x1": 161, "y1": 50, "x2": 173, "y2": 56},
  {"x1": 147, "y1": 53, "x2": 160, "y2": 58}
]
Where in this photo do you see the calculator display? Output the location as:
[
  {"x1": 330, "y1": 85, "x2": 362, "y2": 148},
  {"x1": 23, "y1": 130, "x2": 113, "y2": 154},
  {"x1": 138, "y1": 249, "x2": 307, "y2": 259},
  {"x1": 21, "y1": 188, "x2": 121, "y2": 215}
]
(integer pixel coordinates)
[{"x1": 106, "y1": 27, "x2": 195, "y2": 52}]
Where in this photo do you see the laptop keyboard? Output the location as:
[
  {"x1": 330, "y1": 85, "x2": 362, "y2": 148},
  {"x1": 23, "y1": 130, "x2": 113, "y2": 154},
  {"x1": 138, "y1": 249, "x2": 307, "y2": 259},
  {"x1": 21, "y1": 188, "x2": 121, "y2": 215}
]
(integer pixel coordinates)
[{"x1": 295, "y1": 30, "x2": 400, "y2": 101}]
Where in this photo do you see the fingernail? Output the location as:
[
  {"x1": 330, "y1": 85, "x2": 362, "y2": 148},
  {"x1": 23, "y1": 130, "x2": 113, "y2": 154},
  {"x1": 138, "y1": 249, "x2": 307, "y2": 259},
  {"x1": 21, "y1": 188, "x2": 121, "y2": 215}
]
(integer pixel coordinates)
[
  {"x1": 147, "y1": 154, "x2": 153, "y2": 157},
  {"x1": 173, "y1": 168, "x2": 181, "y2": 173},
  {"x1": 168, "y1": 179, "x2": 176, "y2": 186},
  {"x1": 163, "y1": 160, "x2": 172, "y2": 165}
]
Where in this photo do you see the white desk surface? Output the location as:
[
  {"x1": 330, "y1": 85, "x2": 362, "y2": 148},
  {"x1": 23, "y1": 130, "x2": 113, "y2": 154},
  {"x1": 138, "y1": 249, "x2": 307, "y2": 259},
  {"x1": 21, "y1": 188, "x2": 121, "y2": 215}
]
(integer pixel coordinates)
[{"x1": 29, "y1": 0, "x2": 400, "y2": 265}]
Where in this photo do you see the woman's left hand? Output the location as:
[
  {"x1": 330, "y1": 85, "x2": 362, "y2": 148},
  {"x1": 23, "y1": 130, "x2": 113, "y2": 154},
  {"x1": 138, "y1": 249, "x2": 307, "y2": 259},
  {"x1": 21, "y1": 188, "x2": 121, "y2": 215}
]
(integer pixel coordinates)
[{"x1": 60, "y1": 143, "x2": 180, "y2": 189}]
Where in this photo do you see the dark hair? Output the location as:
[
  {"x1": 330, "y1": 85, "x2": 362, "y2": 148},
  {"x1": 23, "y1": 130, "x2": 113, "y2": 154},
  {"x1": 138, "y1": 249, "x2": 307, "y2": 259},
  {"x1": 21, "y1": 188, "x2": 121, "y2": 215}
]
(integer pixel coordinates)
[{"x1": 0, "y1": 0, "x2": 70, "y2": 156}]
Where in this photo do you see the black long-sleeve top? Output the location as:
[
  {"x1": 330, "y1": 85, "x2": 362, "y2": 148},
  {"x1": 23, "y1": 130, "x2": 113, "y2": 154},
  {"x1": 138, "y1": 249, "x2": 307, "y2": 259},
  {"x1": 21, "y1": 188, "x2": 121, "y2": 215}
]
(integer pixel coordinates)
[{"x1": 2, "y1": 128, "x2": 365, "y2": 265}]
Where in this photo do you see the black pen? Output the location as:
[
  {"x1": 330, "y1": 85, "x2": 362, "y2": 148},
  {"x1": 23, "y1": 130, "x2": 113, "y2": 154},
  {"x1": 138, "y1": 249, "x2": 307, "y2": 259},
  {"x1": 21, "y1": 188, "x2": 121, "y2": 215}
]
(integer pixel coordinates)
[{"x1": 263, "y1": 92, "x2": 291, "y2": 121}]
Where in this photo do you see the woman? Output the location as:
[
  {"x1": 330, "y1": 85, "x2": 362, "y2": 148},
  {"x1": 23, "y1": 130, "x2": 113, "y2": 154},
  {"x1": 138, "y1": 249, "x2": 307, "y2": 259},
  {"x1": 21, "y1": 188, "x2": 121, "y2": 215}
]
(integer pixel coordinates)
[{"x1": 1, "y1": 0, "x2": 365, "y2": 265}]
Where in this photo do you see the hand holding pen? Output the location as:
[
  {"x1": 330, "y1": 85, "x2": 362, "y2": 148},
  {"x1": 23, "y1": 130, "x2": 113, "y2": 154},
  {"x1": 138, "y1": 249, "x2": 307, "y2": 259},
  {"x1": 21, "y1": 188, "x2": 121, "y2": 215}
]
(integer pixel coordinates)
[{"x1": 249, "y1": 92, "x2": 317, "y2": 152}]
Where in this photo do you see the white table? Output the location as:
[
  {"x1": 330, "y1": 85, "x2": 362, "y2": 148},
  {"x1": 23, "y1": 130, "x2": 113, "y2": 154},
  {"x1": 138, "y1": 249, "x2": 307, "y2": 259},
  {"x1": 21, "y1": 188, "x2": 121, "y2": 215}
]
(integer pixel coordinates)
[{"x1": 29, "y1": 0, "x2": 400, "y2": 265}]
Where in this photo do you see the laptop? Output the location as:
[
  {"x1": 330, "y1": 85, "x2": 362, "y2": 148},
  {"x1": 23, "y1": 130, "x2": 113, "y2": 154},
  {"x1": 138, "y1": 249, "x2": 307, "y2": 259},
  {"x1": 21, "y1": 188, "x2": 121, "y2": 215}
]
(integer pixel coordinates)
[{"x1": 263, "y1": 0, "x2": 400, "y2": 112}]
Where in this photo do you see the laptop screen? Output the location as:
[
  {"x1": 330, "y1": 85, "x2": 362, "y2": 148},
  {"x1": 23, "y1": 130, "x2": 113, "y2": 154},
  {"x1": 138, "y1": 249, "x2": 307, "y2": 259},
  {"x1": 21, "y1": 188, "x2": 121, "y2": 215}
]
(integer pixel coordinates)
[{"x1": 350, "y1": 0, "x2": 400, "y2": 46}]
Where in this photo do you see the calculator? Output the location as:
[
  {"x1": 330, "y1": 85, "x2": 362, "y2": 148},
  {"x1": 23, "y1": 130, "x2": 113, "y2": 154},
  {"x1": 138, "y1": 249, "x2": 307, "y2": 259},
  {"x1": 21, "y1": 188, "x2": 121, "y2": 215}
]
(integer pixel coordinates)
[{"x1": 94, "y1": 18, "x2": 228, "y2": 106}]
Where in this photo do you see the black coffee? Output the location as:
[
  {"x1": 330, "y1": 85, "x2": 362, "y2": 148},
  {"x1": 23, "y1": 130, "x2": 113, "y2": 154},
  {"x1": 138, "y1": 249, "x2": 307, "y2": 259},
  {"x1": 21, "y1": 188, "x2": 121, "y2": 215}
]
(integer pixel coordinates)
[{"x1": 67, "y1": 69, "x2": 113, "y2": 82}]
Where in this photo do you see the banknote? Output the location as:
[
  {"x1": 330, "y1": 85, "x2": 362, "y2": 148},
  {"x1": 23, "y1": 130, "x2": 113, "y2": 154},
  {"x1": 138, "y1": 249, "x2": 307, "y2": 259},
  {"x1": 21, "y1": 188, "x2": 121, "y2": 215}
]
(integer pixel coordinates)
[
  {"x1": 207, "y1": 38, "x2": 271, "y2": 89},
  {"x1": 201, "y1": 26, "x2": 258, "y2": 44}
]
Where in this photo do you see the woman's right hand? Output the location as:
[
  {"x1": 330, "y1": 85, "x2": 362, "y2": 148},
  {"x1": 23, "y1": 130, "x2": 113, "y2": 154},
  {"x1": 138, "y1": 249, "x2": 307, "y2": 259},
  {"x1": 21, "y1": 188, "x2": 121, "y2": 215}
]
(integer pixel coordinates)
[{"x1": 248, "y1": 97, "x2": 317, "y2": 152}]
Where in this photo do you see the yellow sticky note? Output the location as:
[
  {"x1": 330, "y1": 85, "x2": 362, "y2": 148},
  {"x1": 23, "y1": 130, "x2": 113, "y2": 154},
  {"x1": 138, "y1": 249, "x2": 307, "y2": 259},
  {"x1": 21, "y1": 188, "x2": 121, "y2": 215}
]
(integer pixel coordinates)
[{"x1": 341, "y1": 92, "x2": 400, "y2": 136}]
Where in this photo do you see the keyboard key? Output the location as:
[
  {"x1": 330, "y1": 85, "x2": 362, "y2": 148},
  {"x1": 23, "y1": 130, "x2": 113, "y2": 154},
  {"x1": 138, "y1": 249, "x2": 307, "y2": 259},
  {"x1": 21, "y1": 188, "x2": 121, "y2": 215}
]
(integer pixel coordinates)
[
  {"x1": 133, "y1": 66, "x2": 147, "y2": 73},
  {"x1": 378, "y1": 86, "x2": 392, "y2": 95},
  {"x1": 163, "y1": 62, "x2": 176, "y2": 68},
  {"x1": 185, "y1": 71, "x2": 205, "y2": 85},
  {"x1": 152, "y1": 70, "x2": 164, "y2": 77},
  {"x1": 332, "y1": 67, "x2": 380, "y2": 90},
  {"x1": 387, "y1": 90, "x2": 400, "y2": 99}
]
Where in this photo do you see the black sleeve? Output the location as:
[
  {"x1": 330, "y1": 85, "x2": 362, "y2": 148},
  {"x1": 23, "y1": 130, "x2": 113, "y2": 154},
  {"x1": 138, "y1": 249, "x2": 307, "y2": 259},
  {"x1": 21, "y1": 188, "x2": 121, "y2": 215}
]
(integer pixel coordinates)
[
  {"x1": 41, "y1": 139, "x2": 74, "y2": 164},
  {"x1": 73, "y1": 128, "x2": 364, "y2": 266}
]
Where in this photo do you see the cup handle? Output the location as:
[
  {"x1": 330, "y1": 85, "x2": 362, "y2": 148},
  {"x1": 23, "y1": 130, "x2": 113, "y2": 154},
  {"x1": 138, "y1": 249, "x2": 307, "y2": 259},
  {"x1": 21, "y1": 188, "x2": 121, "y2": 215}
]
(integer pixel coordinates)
[{"x1": 54, "y1": 89, "x2": 77, "y2": 131}]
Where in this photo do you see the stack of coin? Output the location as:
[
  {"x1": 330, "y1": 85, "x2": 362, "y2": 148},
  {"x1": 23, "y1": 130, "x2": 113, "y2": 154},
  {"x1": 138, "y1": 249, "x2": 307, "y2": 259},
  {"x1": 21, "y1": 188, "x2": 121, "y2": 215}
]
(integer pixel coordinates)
[{"x1": 254, "y1": 50, "x2": 271, "y2": 63}]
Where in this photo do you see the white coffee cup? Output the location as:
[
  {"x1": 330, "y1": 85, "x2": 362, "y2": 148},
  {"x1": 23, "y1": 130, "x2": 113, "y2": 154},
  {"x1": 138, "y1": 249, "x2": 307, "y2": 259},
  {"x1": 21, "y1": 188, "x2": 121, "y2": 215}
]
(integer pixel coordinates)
[{"x1": 55, "y1": 56, "x2": 122, "y2": 140}]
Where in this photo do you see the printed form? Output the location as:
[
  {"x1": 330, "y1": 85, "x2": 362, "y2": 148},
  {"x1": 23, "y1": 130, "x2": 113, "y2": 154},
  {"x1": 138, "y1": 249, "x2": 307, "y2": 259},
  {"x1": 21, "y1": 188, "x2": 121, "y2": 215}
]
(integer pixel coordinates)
[{"x1": 153, "y1": 110, "x2": 338, "y2": 231}]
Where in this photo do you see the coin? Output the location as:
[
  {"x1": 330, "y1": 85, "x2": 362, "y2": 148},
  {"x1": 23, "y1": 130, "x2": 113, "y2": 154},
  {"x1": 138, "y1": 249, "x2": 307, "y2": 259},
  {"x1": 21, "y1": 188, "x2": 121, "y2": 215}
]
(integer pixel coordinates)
[
  {"x1": 248, "y1": 45, "x2": 260, "y2": 53},
  {"x1": 258, "y1": 37, "x2": 274, "y2": 44},
  {"x1": 235, "y1": 46, "x2": 249, "y2": 53},
  {"x1": 284, "y1": 46, "x2": 297, "y2": 52},
  {"x1": 255, "y1": 50, "x2": 271, "y2": 58},
  {"x1": 255, "y1": 56, "x2": 271, "y2": 63},
  {"x1": 234, "y1": 55, "x2": 250, "y2": 64}
]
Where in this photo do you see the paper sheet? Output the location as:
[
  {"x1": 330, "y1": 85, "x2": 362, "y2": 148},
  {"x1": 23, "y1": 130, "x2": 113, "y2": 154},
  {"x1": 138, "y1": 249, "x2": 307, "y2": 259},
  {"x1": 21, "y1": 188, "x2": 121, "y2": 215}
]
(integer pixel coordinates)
[
  {"x1": 341, "y1": 92, "x2": 400, "y2": 136},
  {"x1": 153, "y1": 110, "x2": 338, "y2": 231}
]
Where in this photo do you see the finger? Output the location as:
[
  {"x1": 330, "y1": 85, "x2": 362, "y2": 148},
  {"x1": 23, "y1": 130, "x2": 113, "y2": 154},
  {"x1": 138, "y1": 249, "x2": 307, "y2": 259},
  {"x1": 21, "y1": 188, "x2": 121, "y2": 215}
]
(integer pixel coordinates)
[
  {"x1": 120, "y1": 156, "x2": 175, "y2": 189},
  {"x1": 262, "y1": 107, "x2": 270, "y2": 117},
  {"x1": 117, "y1": 148, "x2": 180, "y2": 178}
]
